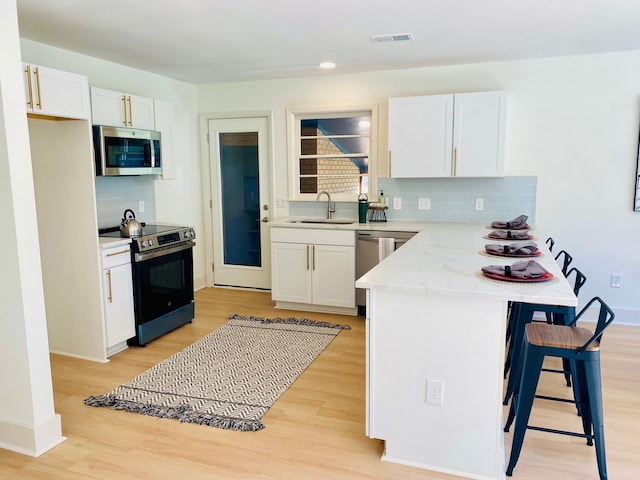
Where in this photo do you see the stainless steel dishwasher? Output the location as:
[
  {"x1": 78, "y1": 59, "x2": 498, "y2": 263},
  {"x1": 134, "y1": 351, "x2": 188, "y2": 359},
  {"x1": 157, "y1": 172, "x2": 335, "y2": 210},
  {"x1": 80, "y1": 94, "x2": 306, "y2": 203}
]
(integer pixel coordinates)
[{"x1": 356, "y1": 230, "x2": 417, "y2": 314}]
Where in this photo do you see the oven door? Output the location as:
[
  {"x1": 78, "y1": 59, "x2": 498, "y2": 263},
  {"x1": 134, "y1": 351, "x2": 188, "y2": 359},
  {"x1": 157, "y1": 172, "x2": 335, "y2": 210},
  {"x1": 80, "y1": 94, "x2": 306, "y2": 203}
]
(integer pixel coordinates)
[{"x1": 132, "y1": 242, "x2": 194, "y2": 325}]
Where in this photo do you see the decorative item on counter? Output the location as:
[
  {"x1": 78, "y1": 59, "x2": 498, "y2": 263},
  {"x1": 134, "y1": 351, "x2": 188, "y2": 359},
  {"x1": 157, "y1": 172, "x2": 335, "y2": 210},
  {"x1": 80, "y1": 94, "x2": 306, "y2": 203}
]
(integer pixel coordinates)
[
  {"x1": 378, "y1": 189, "x2": 385, "y2": 205},
  {"x1": 485, "y1": 242, "x2": 540, "y2": 257},
  {"x1": 368, "y1": 204, "x2": 387, "y2": 222},
  {"x1": 486, "y1": 230, "x2": 533, "y2": 240},
  {"x1": 120, "y1": 208, "x2": 143, "y2": 237},
  {"x1": 490, "y1": 214, "x2": 529, "y2": 230},
  {"x1": 481, "y1": 260, "x2": 552, "y2": 282},
  {"x1": 358, "y1": 193, "x2": 369, "y2": 223}
]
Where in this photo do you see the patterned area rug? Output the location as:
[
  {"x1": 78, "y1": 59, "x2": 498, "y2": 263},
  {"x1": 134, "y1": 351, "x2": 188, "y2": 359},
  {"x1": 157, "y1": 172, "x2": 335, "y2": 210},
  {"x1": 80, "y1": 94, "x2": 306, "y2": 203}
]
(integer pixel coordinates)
[{"x1": 84, "y1": 314, "x2": 350, "y2": 431}]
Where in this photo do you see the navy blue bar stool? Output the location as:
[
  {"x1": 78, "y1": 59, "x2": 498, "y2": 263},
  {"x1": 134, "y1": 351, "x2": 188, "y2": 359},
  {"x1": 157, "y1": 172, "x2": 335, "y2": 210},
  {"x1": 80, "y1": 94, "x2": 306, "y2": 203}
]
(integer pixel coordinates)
[
  {"x1": 545, "y1": 236, "x2": 555, "y2": 252},
  {"x1": 504, "y1": 296, "x2": 615, "y2": 480},
  {"x1": 554, "y1": 249, "x2": 573, "y2": 276},
  {"x1": 503, "y1": 266, "x2": 587, "y2": 406}
]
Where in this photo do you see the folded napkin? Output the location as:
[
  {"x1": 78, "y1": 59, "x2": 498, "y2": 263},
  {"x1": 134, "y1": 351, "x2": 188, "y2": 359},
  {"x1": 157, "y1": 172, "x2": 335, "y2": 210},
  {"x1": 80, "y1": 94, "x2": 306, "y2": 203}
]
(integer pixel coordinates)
[
  {"x1": 482, "y1": 260, "x2": 549, "y2": 279},
  {"x1": 485, "y1": 242, "x2": 538, "y2": 256},
  {"x1": 490, "y1": 214, "x2": 528, "y2": 229},
  {"x1": 487, "y1": 230, "x2": 530, "y2": 240}
]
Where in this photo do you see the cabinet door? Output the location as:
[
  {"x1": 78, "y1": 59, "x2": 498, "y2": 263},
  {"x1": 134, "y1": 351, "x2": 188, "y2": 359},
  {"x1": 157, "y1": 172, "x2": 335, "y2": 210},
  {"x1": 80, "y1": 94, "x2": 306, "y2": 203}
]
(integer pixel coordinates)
[
  {"x1": 271, "y1": 242, "x2": 312, "y2": 304},
  {"x1": 389, "y1": 94, "x2": 453, "y2": 178},
  {"x1": 23, "y1": 64, "x2": 90, "y2": 120},
  {"x1": 312, "y1": 244, "x2": 355, "y2": 308},
  {"x1": 153, "y1": 98, "x2": 175, "y2": 179},
  {"x1": 90, "y1": 87, "x2": 155, "y2": 129},
  {"x1": 453, "y1": 91, "x2": 506, "y2": 177},
  {"x1": 128, "y1": 94, "x2": 155, "y2": 129},
  {"x1": 90, "y1": 87, "x2": 127, "y2": 126},
  {"x1": 102, "y1": 263, "x2": 135, "y2": 347}
]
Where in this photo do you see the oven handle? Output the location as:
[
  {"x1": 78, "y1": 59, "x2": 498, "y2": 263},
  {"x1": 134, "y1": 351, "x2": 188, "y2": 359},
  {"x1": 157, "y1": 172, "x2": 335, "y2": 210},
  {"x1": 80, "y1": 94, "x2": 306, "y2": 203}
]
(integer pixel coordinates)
[{"x1": 134, "y1": 241, "x2": 195, "y2": 262}]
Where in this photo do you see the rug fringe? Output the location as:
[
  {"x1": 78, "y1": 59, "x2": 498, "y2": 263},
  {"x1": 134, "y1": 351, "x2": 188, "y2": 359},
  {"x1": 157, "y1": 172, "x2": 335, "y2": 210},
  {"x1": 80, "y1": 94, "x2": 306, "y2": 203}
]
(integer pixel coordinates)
[
  {"x1": 84, "y1": 395, "x2": 265, "y2": 431},
  {"x1": 229, "y1": 313, "x2": 351, "y2": 330}
]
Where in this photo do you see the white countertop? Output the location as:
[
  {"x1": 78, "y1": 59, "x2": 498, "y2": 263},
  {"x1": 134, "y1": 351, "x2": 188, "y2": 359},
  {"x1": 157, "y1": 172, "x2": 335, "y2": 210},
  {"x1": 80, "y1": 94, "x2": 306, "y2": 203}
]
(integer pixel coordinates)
[
  {"x1": 269, "y1": 217, "x2": 425, "y2": 232},
  {"x1": 98, "y1": 237, "x2": 132, "y2": 249},
  {"x1": 355, "y1": 222, "x2": 577, "y2": 306}
]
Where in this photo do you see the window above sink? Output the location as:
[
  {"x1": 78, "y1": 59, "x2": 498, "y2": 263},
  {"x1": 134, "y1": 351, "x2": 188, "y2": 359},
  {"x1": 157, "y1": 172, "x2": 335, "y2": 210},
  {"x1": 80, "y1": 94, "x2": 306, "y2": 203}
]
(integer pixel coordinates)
[{"x1": 287, "y1": 105, "x2": 377, "y2": 202}]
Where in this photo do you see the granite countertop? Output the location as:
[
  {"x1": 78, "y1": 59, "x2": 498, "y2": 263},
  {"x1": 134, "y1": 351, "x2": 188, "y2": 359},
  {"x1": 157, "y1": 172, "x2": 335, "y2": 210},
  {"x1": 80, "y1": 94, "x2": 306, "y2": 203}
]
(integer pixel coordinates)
[{"x1": 355, "y1": 222, "x2": 577, "y2": 306}]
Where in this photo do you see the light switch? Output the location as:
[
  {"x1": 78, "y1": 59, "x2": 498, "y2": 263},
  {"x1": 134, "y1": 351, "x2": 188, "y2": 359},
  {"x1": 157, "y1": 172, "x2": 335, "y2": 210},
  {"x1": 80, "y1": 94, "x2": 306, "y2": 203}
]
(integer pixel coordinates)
[{"x1": 393, "y1": 197, "x2": 402, "y2": 210}]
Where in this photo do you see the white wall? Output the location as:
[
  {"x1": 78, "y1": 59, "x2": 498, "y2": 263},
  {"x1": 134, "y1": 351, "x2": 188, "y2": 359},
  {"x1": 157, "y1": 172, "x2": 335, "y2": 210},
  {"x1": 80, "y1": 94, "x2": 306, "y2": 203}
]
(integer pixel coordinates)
[
  {"x1": 19, "y1": 40, "x2": 206, "y2": 288},
  {"x1": 197, "y1": 52, "x2": 640, "y2": 323}
]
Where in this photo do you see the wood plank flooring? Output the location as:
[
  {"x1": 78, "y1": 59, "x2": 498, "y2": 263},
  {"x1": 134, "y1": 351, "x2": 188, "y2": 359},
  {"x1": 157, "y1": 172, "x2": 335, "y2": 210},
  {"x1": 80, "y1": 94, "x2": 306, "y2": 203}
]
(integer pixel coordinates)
[{"x1": 1, "y1": 287, "x2": 638, "y2": 479}]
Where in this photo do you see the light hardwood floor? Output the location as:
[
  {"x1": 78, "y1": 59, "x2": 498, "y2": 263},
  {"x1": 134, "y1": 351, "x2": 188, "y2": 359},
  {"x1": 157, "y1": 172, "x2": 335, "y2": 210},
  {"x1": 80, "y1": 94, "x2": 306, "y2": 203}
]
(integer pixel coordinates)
[{"x1": 1, "y1": 287, "x2": 638, "y2": 479}]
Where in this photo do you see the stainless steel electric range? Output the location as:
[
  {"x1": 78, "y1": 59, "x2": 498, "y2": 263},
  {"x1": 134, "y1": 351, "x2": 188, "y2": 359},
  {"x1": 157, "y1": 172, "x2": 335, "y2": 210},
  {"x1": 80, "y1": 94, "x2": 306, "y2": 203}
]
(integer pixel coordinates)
[{"x1": 99, "y1": 224, "x2": 196, "y2": 346}]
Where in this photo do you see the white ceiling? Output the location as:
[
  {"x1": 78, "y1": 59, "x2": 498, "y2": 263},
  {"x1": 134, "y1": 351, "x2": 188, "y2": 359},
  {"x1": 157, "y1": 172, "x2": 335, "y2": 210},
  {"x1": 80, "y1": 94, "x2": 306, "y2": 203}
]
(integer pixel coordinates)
[{"x1": 16, "y1": 0, "x2": 640, "y2": 85}]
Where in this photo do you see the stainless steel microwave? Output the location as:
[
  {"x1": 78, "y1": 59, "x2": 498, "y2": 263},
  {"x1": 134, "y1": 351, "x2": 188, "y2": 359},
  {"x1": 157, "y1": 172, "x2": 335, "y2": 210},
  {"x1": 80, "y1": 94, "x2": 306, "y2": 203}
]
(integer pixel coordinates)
[{"x1": 93, "y1": 125, "x2": 161, "y2": 176}]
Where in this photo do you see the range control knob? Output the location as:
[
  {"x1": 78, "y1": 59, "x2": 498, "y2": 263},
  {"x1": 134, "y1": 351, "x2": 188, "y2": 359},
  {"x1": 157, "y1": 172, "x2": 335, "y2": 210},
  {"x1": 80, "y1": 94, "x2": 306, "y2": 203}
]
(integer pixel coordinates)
[{"x1": 141, "y1": 240, "x2": 149, "y2": 248}]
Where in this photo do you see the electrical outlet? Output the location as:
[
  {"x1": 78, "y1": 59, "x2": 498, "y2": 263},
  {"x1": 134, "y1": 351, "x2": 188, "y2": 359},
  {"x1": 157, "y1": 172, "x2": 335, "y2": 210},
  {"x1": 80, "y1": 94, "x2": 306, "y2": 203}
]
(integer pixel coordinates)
[
  {"x1": 418, "y1": 198, "x2": 431, "y2": 210},
  {"x1": 393, "y1": 197, "x2": 402, "y2": 210},
  {"x1": 138, "y1": 200, "x2": 145, "y2": 213},
  {"x1": 475, "y1": 198, "x2": 484, "y2": 211},
  {"x1": 610, "y1": 273, "x2": 622, "y2": 288},
  {"x1": 426, "y1": 379, "x2": 444, "y2": 406}
]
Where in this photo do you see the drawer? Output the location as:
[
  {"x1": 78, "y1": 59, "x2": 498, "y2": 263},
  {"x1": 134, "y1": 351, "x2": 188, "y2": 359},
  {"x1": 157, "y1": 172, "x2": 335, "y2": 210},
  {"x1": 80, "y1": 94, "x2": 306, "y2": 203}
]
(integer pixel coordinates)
[
  {"x1": 101, "y1": 245, "x2": 132, "y2": 268},
  {"x1": 271, "y1": 227, "x2": 355, "y2": 246}
]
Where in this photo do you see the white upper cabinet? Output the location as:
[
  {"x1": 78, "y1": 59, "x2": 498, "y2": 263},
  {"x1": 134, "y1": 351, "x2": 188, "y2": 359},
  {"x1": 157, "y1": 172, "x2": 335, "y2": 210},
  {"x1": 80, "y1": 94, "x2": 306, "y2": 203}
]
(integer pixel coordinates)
[
  {"x1": 90, "y1": 87, "x2": 155, "y2": 129},
  {"x1": 389, "y1": 91, "x2": 506, "y2": 178},
  {"x1": 23, "y1": 63, "x2": 91, "y2": 120}
]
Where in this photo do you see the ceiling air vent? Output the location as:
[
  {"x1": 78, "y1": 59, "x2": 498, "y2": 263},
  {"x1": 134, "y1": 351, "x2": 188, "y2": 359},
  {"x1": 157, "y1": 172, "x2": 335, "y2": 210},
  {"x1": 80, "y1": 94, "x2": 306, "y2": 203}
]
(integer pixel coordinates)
[{"x1": 370, "y1": 33, "x2": 414, "y2": 43}]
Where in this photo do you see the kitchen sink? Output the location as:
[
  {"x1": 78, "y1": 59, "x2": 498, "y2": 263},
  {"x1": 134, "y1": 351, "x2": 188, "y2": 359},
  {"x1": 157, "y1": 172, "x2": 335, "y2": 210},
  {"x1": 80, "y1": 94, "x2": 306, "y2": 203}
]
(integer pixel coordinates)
[{"x1": 288, "y1": 218, "x2": 356, "y2": 224}]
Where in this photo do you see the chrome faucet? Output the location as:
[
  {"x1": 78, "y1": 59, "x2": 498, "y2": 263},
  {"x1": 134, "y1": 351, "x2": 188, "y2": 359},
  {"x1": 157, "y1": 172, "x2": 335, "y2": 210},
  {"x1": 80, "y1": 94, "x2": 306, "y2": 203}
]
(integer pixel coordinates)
[{"x1": 317, "y1": 191, "x2": 335, "y2": 219}]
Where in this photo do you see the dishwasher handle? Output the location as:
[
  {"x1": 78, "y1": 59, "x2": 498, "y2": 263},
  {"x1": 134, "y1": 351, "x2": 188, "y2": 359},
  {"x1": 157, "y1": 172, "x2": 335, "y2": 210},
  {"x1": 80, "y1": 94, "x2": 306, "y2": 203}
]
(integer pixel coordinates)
[{"x1": 357, "y1": 236, "x2": 409, "y2": 246}]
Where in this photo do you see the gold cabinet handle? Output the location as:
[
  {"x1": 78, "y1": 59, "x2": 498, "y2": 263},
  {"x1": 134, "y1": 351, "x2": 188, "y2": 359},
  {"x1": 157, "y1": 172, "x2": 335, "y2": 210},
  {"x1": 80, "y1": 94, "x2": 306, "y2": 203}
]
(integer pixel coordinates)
[
  {"x1": 106, "y1": 269, "x2": 113, "y2": 303},
  {"x1": 388, "y1": 150, "x2": 392, "y2": 177},
  {"x1": 34, "y1": 67, "x2": 42, "y2": 110},
  {"x1": 127, "y1": 96, "x2": 133, "y2": 126},
  {"x1": 106, "y1": 249, "x2": 131, "y2": 257},
  {"x1": 453, "y1": 147, "x2": 458, "y2": 176},
  {"x1": 25, "y1": 65, "x2": 34, "y2": 109},
  {"x1": 306, "y1": 245, "x2": 310, "y2": 270},
  {"x1": 312, "y1": 245, "x2": 316, "y2": 271},
  {"x1": 122, "y1": 96, "x2": 128, "y2": 125}
]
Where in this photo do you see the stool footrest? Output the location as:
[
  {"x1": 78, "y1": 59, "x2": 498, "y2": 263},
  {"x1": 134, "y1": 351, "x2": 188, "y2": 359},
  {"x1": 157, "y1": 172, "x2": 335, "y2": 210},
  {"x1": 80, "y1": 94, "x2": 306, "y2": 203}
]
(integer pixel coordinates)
[
  {"x1": 541, "y1": 367, "x2": 569, "y2": 374},
  {"x1": 527, "y1": 424, "x2": 594, "y2": 441},
  {"x1": 535, "y1": 394, "x2": 576, "y2": 405}
]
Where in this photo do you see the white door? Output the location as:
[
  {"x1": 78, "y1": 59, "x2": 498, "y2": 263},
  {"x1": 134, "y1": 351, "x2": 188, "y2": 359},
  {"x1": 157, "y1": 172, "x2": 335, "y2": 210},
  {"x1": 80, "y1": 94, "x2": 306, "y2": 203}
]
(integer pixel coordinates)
[{"x1": 208, "y1": 117, "x2": 271, "y2": 289}]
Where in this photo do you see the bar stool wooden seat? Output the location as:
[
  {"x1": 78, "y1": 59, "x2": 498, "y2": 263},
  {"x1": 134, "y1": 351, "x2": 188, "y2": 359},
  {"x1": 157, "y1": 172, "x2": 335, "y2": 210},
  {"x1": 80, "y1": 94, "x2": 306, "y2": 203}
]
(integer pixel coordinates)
[{"x1": 504, "y1": 296, "x2": 615, "y2": 480}]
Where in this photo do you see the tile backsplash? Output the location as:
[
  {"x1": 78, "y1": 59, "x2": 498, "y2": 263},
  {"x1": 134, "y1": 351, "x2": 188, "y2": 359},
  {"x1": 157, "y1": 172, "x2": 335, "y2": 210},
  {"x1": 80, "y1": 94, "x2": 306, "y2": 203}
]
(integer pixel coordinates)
[
  {"x1": 95, "y1": 176, "x2": 156, "y2": 229},
  {"x1": 289, "y1": 176, "x2": 537, "y2": 223}
]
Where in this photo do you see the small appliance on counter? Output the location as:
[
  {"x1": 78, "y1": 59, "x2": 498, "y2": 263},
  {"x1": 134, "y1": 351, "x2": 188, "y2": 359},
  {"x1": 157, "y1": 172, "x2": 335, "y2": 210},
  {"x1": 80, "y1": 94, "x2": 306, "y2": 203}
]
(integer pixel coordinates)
[{"x1": 99, "y1": 220, "x2": 196, "y2": 346}]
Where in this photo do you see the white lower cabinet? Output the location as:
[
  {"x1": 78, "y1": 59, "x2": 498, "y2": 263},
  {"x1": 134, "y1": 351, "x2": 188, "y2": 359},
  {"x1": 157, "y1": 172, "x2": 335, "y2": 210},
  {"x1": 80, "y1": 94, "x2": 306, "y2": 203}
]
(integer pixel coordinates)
[
  {"x1": 271, "y1": 227, "x2": 355, "y2": 314},
  {"x1": 100, "y1": 243, "x2": 135, "y2": 356}
]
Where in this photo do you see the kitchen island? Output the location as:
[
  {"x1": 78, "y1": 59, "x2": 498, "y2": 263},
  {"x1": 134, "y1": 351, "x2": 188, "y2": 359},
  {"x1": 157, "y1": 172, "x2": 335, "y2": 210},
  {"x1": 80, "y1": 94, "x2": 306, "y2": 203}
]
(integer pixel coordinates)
[{"x1": 355, "y1": 222, "x2": 577, "y2": 480}]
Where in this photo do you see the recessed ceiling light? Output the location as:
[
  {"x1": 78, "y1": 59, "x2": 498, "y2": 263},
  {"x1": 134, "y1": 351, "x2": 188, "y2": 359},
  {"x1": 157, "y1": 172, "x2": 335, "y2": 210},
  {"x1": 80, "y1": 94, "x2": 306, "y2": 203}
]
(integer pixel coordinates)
[{"x1": 319, "y1": 62, "x2": 336, "y2": 70}]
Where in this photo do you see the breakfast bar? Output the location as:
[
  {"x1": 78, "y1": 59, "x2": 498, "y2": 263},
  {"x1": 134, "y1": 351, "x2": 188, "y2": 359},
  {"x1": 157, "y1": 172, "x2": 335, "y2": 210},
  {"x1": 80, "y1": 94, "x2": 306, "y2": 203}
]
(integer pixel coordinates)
[{"x1": 355, "y1": 222, "x2": 577, "y2": 480}]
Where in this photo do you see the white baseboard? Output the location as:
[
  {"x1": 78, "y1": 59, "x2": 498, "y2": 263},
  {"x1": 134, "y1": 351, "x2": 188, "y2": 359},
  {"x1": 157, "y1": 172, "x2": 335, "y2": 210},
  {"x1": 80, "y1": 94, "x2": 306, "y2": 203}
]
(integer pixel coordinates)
[
  {"x1": 533, "y1": 305, "x2": 640, "y2": 326},
  {"x1": 0, "y1": 414, "x2": 65, "y2": 457}
]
